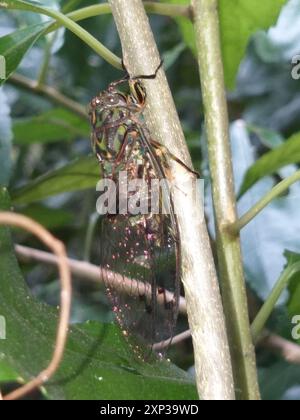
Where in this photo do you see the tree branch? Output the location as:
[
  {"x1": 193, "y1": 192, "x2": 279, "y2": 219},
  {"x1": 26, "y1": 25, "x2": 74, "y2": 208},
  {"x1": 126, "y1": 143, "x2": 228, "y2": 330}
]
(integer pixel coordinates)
[
  {"x1": 191, "y1": 0, "x2": 260, "y2": 400},
  {"x1": 108, "y1": 0, "x2": 234, "y2": 400}
]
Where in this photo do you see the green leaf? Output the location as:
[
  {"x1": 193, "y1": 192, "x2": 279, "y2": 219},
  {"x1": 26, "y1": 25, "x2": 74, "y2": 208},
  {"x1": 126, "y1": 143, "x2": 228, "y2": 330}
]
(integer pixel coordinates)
[
  {"x1": 0, "y1": 0, "x2": 51, "y2": 14},
  {"x1": 11, "y1": 156, "x2": 101, "y2": 205},
  {"x1": 259, "y1": 361, "x2": 300, "y2": 400},
  {"x1": 0, "y1": 22, "x2": 49, "y2": 86},
  {"x1": 239, "y1": 132, "x2": 300, "y2": 196},
  {"x1": 246, "y1": 124, "x2": 284, "y2": 149},
  {"x1": 0, "y1": 89, "x2": 12, "y2": 186},
  {"x1": 285, "y1": 250, "x2": 300, "y2": 320},
  {"x1": 0, "y1": 189, "x2": 198, "y2": 399},
  {"x1": 20, "y1": 204, "x2": 73, "y2": 229},
  {"x1": 162, "y1": 0, "x2": 287, "y2": 89},
  {"x1": 0, "y1": 360, "x2": 21, "y2": 384},
  {"x1": 13, "y1": 108, "x2": 89, "y2": 145},
  {"x1": 219, "y1": 0, "x2": 287, "y2": 89},
  {"x1": 5, "y1": 0, "x2": 70, "y2": 15}
]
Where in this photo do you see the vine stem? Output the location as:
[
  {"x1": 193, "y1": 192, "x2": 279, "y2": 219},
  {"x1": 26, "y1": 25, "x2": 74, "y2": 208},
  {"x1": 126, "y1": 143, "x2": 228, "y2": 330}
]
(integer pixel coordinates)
[
  {"x1": 46, "y1": 2, "x2": 192, "y2": 35},
  {"x1": 230, "y1": 170, "x2": 300, "y2": 234},
  {"x1": 251, "y1": 263, "x2": 300, "y2": 343},
  {"x1": 2, "y1": 0, "x2": 122, "y2": 69},
  {"x1": 108, "y1": 0, "x2": 235, "y2": 400},
  {"x1": 0, "y1": 212, "x2": 72, "y2": 401},
  {"x1": 191, "y1": 0, "x2": 260, "y2": 400}
]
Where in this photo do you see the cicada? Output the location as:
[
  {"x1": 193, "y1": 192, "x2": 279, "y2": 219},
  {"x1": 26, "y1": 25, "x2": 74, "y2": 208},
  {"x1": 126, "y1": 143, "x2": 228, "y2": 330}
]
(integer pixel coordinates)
[{"x1": 89, "y1": 62, "x2": 194, "y2": 356}]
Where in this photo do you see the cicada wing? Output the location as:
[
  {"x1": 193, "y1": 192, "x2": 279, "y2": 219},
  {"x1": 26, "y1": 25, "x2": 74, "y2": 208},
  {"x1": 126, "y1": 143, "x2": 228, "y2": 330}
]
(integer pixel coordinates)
[{"x1": 99, "y1": 210, "x2": 180, "y2": 355}]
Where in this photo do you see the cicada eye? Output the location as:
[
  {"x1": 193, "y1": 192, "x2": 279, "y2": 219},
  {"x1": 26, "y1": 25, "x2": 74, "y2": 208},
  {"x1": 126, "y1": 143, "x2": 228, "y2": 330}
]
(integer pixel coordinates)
[
  {"x1": 91, "y1": 97, "x2": 99, "y2": 107},
  {"x1": 129, "y1": 80, "x2": 146, "y2": 106},
  {"x1": 108, "y1": 95, "x2": 117, "y2": 104},
  {"x1": 106, "y1": 93, "x2": 124, "y2": 106}
]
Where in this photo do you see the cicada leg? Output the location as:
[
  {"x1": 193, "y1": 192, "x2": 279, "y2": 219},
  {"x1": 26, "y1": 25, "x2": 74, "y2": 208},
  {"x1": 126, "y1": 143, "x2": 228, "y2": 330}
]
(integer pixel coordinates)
[
  {"x1": 150, "y1": 139, "x2": 200, "y2": 178},
  {"x1": 110, "y1": 127, "x2": 142, "y2": 181},
  {"x1": 115, "y1": 127, "x2": 138, "y2": 166},
  {"x1": 91, "y1": 131, "x2": 103, "y2": 166}
]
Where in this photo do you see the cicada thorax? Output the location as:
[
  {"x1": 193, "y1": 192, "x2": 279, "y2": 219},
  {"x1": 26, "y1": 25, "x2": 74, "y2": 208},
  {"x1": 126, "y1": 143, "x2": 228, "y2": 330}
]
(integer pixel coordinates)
[{"x1": 90, "y1": 96, "x2": 146, "y2": 173}]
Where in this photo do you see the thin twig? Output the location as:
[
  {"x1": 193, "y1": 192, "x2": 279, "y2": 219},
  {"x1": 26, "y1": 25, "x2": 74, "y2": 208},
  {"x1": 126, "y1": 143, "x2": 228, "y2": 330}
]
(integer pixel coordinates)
[
  {"x1": 9, "y1": 73, "x2": 87, "y2": 119},
  {"x1": 251, "y1": 263, "x2": 300, "y2": 344},
  {"x1": 15, "y1": 244, "x2": 187, "y2": 314},
  {"x1": 153, "y1": 329, "x2": 192, "y2": 351},
  {"x1": 0, "y1": 213, "x2": 72, "y2": 401},
  {"x1": 143, "y1": 2, "x2": 193, "y2": 19},
  {"x1": 259, "y1": 334, "x2": 300, "y2": 364},
  {"x1": 230, "y1": 170, "x2": 300, "y2": 234},
  {"x1": 191, "y1": 0, "x2": 260, "y2": 400}
]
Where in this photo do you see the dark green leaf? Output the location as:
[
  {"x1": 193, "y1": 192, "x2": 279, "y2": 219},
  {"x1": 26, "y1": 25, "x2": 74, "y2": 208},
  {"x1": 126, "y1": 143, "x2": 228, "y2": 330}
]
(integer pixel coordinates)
[
  {"x1": 20, "y1": 204, "x2": 73, "y2": 229},
  {"x1": 285, "y1": 251, "x2": 300, "y2": 321},
  {"x1": 259, "y1": 361, "x2": 300, "y2": 400},
  {"x1": 0, "y1": 360, "x2": 20, "y2": 384},
  {"x1": 0, "y1": 22, "x2": 49, "y2": 85},
  {"x1": 239, "y1": 132, "x2": 300, "y2": 196},
  {"x1": 11, "y1": 156, "x2": 100, "y2": 205},
  {"x1": 284, "y1": 250, "x2": 300, "y2": 266},
  {"x1": 0, "y1": 188, "x2": 198, "y2": 399},
  {"x1": 0, "y1": 0, "x2": 49, "y2": 14},
  {"x1": 13, "y1": 108, "x2": 89, "y2": 145}
]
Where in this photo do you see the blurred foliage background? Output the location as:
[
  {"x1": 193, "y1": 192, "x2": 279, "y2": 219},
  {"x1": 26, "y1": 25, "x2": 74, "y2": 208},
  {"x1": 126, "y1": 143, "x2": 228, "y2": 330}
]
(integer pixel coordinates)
[{"x1": 1, "y1": 0, "x2": 300, "y2": 400}]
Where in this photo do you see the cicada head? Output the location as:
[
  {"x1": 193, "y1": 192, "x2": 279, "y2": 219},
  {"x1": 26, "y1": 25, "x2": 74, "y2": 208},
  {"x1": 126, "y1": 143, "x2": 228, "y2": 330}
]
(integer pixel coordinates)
[
  {"x1": 90, "y1": 89, "x2": 127, "y2": 112},
  {"x1": 89, "y1": 88, "x2": 128, "y2": 130}
]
